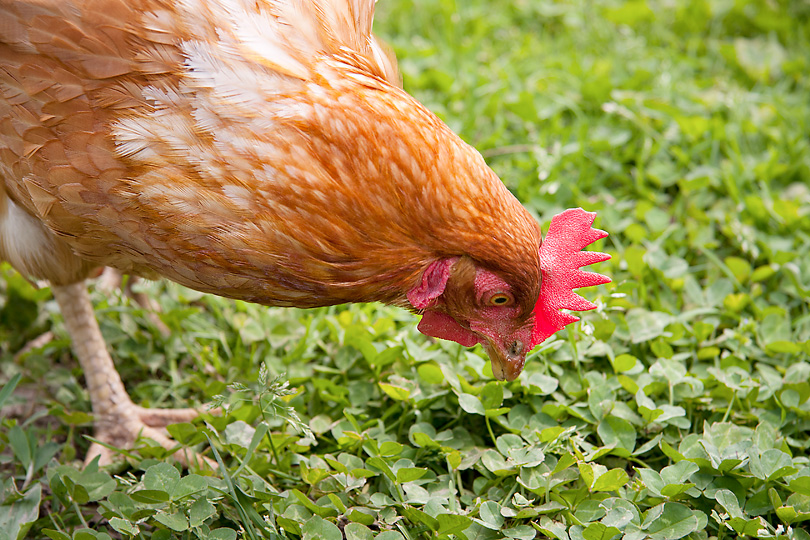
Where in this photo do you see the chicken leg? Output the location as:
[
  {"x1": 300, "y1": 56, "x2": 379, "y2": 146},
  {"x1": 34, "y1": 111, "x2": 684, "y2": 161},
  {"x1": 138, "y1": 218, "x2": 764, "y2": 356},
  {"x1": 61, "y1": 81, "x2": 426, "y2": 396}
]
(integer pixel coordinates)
[{"x1": 52, "y1": 281, "x2": 212, "y2": 468}]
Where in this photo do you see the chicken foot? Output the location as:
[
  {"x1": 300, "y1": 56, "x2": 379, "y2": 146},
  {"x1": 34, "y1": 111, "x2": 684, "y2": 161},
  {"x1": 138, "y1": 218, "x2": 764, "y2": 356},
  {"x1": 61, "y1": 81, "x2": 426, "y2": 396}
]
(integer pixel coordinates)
[{"x1": 51, "y1": 281, "x2": 213, "y2": 469}]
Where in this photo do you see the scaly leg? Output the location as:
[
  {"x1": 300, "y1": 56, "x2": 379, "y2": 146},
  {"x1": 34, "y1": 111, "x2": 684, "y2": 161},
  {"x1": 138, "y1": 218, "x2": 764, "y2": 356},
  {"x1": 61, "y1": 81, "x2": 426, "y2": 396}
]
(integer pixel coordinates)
[{"x1": 51, "y1": 281, "x2": 213, "y2": 468}]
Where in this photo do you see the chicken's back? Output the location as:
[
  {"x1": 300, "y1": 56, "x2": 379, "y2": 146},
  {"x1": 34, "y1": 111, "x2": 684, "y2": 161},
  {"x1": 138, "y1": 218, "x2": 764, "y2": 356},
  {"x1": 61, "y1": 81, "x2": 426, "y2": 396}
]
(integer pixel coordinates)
[{"x1": 0, "y1": 0, "x2": 149, "y2": 283}]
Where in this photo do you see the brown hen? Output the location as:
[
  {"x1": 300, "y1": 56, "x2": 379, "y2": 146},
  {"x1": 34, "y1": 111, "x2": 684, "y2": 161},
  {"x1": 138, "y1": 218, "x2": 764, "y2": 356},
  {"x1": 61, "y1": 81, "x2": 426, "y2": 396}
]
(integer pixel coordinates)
[{"x1": 0, "y1": 0, "x2": 609, "y2": 465}]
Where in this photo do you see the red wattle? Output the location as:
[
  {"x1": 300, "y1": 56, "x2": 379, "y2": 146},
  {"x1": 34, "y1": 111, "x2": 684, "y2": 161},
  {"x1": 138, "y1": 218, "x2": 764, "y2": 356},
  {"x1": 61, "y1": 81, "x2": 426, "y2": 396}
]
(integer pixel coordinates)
[{"x1": 417, "y1": 311, "x2": 481, "y2": 348}]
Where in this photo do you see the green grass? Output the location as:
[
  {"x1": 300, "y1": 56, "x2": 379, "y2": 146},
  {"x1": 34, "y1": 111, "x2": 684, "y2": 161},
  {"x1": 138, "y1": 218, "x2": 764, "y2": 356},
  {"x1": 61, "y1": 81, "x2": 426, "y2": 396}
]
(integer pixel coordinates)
[{"x1": 2, "y1": 0, "x2": 810, "y2": 538}]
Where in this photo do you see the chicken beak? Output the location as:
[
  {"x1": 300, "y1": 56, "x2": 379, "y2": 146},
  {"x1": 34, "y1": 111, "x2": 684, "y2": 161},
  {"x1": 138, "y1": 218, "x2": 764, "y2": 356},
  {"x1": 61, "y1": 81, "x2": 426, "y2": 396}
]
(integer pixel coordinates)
[{"x1": 482, "y1": 338, "x2": 526, "y2": 381}]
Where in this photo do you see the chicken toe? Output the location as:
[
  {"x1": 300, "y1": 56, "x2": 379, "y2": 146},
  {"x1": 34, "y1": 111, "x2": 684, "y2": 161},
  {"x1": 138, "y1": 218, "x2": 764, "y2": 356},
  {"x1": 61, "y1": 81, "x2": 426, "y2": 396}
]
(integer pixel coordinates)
[
  {"x1": 51, "y1": 281, "x2": 213, "y2": 469},
  {"x1": 86, "y1": 406, "x2": 214, "y2": 468}
]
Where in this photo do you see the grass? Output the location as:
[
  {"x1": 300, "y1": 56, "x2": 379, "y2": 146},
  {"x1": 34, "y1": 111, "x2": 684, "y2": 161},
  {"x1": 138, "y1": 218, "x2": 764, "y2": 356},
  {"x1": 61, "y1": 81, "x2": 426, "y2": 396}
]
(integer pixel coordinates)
[{"x1": 2, "y1": 0, "x2": 810, "y2": 538}]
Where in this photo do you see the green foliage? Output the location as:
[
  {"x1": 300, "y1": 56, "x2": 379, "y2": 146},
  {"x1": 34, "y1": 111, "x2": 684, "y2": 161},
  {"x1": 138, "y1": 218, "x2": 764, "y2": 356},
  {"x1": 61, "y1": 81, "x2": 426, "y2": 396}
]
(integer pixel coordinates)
[{"x1": 2, "y1": 0, "x2": 810, "y2": 538}]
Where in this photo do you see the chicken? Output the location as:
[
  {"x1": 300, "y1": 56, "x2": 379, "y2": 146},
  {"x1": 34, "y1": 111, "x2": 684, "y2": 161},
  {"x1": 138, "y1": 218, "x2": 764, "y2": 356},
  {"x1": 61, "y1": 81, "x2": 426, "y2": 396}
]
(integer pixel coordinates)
[{"x1": 0, "y1": 0, "x2": 610, "y2": 465}]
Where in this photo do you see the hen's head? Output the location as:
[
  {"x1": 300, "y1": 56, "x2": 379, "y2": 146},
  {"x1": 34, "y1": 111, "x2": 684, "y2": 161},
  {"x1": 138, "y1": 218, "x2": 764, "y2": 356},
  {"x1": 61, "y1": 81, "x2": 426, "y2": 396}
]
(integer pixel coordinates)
[{"x1": 408, "y1": 209, "x2": 610, "y2": 381}]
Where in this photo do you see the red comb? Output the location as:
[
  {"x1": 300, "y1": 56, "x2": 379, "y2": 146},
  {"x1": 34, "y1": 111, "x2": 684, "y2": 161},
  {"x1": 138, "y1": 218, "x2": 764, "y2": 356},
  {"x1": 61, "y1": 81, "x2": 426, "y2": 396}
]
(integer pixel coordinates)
[{"x1": 530, "y1": 208, "x2": 611, "y2": 348}]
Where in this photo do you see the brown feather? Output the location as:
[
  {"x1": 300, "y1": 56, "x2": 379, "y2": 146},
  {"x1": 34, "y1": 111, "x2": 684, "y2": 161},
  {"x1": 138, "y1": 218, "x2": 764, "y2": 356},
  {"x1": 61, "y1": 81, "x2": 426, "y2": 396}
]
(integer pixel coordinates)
[{"x1": 1, "y1": 0, "x2": 541, "y2": 317}]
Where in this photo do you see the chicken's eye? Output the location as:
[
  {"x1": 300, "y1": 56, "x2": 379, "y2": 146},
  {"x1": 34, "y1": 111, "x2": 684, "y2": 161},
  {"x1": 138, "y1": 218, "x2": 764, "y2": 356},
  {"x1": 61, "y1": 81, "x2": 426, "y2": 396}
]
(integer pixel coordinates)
[{"x1": 488, "y1": 293, "x2": 514, "y2": 306}]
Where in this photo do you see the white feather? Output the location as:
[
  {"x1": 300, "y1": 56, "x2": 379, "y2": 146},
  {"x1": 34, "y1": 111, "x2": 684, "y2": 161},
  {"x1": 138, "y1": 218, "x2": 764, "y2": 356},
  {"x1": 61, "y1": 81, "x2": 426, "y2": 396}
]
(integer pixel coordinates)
[{"x1": 115, "y1": 0, "x2": 398, "y2": 188}]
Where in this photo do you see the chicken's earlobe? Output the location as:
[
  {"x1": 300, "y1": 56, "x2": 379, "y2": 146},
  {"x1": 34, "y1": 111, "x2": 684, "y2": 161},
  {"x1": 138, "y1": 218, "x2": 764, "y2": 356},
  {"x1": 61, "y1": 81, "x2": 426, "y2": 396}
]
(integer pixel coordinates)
[
  {"x1": 408, "y1": 256, "x2": 482, "y2": 347},
  {"x1": 406, "y1": 256, "x2": 459, "y2": 309}
]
